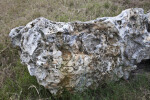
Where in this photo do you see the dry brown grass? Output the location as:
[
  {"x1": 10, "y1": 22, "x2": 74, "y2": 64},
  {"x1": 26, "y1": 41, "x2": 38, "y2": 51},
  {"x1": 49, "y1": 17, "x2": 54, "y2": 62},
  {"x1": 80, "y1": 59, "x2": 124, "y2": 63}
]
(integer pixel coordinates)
[{"x1": 0, "y1": 0, "x2": 149, "y2": 43}]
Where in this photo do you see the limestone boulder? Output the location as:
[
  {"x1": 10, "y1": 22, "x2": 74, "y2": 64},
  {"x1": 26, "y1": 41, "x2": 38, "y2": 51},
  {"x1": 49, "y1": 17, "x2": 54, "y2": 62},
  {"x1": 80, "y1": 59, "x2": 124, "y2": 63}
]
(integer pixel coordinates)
[{"x1": 9, "y1": 8, "x2": 150, "y2": 94}]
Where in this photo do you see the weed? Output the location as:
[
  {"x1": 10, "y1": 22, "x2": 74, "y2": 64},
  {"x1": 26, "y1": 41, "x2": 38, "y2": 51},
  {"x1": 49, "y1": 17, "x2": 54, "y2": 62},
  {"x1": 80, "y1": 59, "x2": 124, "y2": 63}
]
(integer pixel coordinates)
[{"x1": 104, "y1": 1, "x2": 110, "y2": 9}]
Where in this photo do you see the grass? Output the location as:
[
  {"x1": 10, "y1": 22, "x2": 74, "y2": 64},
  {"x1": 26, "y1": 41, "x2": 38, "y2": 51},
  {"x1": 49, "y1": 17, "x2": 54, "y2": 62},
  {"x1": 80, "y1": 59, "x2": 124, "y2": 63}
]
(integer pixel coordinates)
[
  {"x1": 1, "y1": 70, "x2": 150, "y2": 100},
  {"x1": 0, "y1": 0, "x2": 150, "y2": 99}
]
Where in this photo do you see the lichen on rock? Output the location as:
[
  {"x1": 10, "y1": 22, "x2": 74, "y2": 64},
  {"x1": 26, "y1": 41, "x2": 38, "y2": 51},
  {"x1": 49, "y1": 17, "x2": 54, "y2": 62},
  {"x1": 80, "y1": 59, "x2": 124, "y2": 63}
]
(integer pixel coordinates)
[{"x1": 9, "y1": 8, "x2": 150, "y2": 94}]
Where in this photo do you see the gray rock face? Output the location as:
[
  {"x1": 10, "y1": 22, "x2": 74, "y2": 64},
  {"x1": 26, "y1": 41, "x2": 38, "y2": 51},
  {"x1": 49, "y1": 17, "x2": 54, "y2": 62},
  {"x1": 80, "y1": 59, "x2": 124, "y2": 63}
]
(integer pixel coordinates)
[{"x1": 9, "y1": 8, "x2": 150, "y2": 94}]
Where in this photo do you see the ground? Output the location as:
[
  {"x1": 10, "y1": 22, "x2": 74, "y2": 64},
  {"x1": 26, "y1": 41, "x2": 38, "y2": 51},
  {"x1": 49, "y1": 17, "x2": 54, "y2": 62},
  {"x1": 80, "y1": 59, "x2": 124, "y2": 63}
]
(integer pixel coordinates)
[{"x1": 0, "y1": 0, "x2": 150, "y2": 100}]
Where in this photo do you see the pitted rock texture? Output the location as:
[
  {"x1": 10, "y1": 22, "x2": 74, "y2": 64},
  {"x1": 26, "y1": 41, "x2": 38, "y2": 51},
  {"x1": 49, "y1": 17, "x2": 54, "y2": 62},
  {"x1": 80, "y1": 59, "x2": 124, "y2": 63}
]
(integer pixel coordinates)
[{"x1": 9, "y1": 8, "x2": 150, "y2": 94}]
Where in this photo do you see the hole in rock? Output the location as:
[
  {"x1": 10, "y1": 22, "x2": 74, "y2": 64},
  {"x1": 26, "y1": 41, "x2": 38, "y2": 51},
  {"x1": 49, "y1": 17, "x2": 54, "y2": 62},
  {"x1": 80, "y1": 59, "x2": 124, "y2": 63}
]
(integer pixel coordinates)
[
  {"x1": 146, "y1": 23, "x2": 150, "y2": 32},
  {"x1": 130, "y1": 59, "x2": 150, "y2": 79},
  {"x1": 117, "y1": 20, "x2": 122, "y2": 25},
  {"x1": 130, "y1": 16, "x2": 136, "y2": 21},
  {"x1": 136, "y1": 59, "x2": 150, "y2": 72}
]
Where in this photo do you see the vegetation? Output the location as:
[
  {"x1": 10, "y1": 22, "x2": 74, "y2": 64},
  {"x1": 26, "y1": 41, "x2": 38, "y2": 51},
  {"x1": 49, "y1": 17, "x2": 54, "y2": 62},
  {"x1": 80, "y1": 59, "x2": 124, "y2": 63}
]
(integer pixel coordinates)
[{"x1": 0, "y1": 0, "x2": 150, "y2": 99}]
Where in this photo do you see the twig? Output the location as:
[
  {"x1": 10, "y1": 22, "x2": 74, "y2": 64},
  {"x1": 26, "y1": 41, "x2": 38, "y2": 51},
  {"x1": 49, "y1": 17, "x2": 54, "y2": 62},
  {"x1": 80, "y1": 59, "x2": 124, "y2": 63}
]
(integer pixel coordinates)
[
  {"x1": 28, "y1": 85, "x2": 41, "y2": 99},
  {"x1": 0, "y1": 43, "x2": 10, "y2": 54}
]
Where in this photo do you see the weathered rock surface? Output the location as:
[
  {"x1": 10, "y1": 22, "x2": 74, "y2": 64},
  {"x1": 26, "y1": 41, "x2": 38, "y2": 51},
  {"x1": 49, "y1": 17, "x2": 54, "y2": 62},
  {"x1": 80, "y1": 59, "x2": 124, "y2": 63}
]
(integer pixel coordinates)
[{"x1": 9, "y1": 8, "x2": 150, "y2": 94}]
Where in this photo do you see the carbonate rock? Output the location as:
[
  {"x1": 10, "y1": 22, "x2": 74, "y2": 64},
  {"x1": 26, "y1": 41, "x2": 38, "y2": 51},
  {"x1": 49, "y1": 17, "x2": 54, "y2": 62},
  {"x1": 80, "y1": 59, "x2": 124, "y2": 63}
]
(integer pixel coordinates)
[{"x1": 9, "y1": 8, "x2": 150, "y2": 94}]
